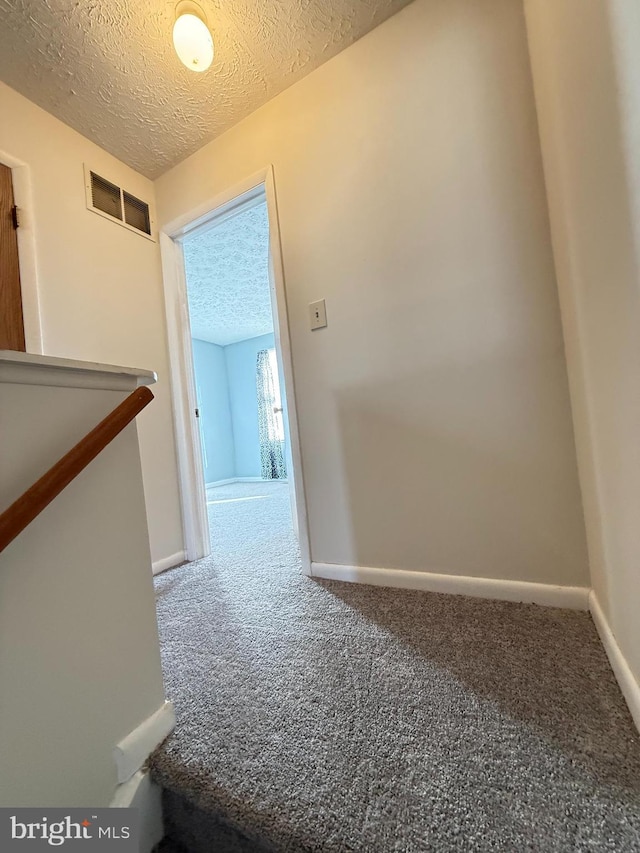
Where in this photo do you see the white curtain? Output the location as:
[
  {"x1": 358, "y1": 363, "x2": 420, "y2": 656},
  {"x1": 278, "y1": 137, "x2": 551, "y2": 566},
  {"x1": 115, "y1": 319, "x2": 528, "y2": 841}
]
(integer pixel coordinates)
[{"x1": 256, "y1": 349, "x2": 286, "y2": 479}]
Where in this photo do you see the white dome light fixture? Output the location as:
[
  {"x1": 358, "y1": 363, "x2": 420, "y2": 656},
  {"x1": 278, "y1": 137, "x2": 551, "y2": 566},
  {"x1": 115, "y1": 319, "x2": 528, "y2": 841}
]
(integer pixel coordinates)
[{"x1": 173, "y1": 1, "x2": 214, "y2": 73}]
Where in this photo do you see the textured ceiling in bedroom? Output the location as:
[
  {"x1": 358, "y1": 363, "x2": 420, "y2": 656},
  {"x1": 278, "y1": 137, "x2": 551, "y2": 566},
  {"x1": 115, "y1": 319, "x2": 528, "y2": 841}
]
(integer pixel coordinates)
[
  {"x1": 184, "y1": 201, "x2": 274, "y2": 347},
  {"x1": 0, "y1": 0, "x2": 414, "y2": 178}
]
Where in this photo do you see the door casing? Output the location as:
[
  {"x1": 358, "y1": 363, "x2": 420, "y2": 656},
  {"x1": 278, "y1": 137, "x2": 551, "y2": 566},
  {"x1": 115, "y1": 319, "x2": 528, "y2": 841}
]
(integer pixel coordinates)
[{"x1": 159, "y1": 166, "x2": 311, "y2": 573}]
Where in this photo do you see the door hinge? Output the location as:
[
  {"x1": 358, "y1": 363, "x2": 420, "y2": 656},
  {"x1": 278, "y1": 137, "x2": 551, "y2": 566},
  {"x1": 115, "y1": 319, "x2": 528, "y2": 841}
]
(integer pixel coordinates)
[
  {"x1": 195, "y1": 407, "x2": 200, "y2": 418},
  {"x1": 11, "y1": 205, "x2": 20, "y2": 229}
]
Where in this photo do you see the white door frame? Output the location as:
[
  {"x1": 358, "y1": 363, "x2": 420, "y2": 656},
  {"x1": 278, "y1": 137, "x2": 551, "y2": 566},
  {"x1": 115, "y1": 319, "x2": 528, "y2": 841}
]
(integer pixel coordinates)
[{"x1": 159, "y1": 165, "x2": 312, "y2": 574}]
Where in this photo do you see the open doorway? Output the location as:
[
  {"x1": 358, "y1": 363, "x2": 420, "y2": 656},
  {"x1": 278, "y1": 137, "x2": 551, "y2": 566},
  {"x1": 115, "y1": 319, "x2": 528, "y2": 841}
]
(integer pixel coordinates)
[
  {"x1": 0, "y1": 151, "x2": 43, "y2": 355},
  {"x1": 160, "y1": 170, "x2": 310, "y2": 574},
  {"x1": 184, "y1": 198, "x2": 293, "y2": 552},
  {"x1": 0, "y1": 163, "x2": 26, "y2": 351}
]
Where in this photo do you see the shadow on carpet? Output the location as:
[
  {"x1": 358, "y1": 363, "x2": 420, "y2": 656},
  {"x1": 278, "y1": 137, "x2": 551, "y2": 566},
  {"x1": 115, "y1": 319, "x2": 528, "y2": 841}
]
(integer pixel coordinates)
[{"x1": 149, "y1": 482, "x2": 640, "y2": 852}]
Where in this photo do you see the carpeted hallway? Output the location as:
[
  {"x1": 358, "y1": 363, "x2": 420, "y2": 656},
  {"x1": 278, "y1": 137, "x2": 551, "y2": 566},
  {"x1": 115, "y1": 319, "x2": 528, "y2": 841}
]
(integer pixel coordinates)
[{"x1": 150, "y1": 481, "x2": 640, "y2": 852}]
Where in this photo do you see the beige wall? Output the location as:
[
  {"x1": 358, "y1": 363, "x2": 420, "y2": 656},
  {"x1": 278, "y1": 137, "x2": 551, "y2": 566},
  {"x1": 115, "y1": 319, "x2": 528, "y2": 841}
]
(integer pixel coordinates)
[
  {"x1": 157, "y1": 0, "x2": 588, "y2": 584},
  {"x1": 0, "y1": 81, "x2": 183, "y2": 566},
  {"x1": 525, "y1": 0, "x2": 640, "y2": 678}
]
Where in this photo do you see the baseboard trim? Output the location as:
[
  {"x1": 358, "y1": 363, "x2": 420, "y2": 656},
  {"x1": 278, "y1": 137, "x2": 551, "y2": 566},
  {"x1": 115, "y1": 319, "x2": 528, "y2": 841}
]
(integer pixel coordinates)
[
  {"x1": 205, "y1": 477, "x2": 288, "y2": 488},
  {"x1": 113, "y1": 700, "x2": 176, "y2": 784},
  {"x1": 236, "y1": 476, "x2": 288, "y2": 482},
  {"x1": 589, "y1": 591, "x2": 640, "y2": 733},
  {"x1": 110, "y1": 770, "x2": 163, "y2": 853},
  {"x1": 310, "y1": 563, "x2": 590, "y2": 610},
  {"x1": 152, "y1": 551, "x2": 185, "y2": 576}
]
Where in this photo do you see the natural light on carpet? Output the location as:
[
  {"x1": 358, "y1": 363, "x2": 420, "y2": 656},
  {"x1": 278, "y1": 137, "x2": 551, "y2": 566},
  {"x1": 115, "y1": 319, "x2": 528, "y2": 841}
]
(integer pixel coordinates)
[{"x1": 206, "y1": 495, "x2": 270, "y2": 505}]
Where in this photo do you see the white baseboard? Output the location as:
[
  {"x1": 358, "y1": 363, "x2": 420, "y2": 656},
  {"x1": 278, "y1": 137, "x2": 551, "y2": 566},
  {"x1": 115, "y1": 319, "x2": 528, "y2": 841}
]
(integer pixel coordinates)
[
  {"x1": 152, "y1": 551, "x2": 185, "y2": 576},
  {"x1": 589, "y1": 591, "x2": 640, "y2": 733},
  {"x1": 110, "y1": 770, "x2": 163, "y2": 853},
  {"x1": 236, "y1": 476, "x2": 288, "y2": 482},
  {"x1": 311, "y1": 562, "x2": 590, "y2": 610},
  {"x1": 113, "y1": 700, "x2": 176, "y2": 784},
  {"x1": 205, "y1": 477, "x2": 288, "y2": 488}
]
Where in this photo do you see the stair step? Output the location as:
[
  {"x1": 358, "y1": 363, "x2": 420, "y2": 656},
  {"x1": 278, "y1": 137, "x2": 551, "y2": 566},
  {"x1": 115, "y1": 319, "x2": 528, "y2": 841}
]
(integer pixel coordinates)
[{"x1": 160, "y1": 787, "x2": 275, "y2": 853}]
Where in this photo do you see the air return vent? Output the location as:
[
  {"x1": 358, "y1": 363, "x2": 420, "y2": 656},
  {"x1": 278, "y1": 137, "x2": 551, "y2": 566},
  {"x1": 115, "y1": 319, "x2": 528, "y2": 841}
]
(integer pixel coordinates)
[
  {"x1": 90, "y1": 173, "x2": 122, "y2": 221},
  {"x1": 84, "y1": 165, "x2": 155, "y2": 241},
  {"x1": 123, "y1": 191, "x2": 151, "y2": 234}
]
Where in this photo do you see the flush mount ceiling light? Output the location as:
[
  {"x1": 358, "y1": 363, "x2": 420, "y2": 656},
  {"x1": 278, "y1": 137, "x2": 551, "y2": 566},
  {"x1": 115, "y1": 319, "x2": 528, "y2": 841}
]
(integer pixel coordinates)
[{"x1": 173, "y1": 1, "x2": 214, "y2": 73}]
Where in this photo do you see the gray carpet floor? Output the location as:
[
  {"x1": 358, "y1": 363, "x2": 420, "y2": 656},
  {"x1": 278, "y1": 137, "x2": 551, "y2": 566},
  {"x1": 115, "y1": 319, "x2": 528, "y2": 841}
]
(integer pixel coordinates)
[{"x1": 150, "y1": 481, "x2": 640, "y2": 852}]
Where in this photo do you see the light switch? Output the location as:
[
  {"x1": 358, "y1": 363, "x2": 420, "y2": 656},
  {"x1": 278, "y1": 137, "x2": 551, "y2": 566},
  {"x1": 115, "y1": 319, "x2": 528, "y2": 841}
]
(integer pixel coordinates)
[{"x1": 309, "y1": 299, "x2": 327, "y2": 331}]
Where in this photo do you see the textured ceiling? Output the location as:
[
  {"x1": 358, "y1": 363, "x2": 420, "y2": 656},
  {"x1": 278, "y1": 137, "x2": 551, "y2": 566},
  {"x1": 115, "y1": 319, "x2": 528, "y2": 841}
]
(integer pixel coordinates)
[
  {"x1": 0, "y1": 0, "x2": 414, "y2": 178},
  {"x1": 184, "y1": 200, "x2": 273, "y2": 347}
]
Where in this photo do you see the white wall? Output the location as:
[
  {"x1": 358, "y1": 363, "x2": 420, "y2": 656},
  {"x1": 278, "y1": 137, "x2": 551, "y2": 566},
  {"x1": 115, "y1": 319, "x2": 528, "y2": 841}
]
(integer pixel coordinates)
[
  {"x1": 156, "y1": 0, "x2": 588, "y2": 585},
  {"x1": 524, "y1": 0, "x2": 640, "y2": 681},
  {"x1": 0, "y1": 369, "x2": 166, "y2": 806},
  {"x1": 0, "y1": 81, "x2": 183, "y2": 567}
]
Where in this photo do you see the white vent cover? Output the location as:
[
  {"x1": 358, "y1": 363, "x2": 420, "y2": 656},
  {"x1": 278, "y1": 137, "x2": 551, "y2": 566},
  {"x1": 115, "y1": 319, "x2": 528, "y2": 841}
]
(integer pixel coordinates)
[{"x1": 84, "y1": 165, "x2": 155, "y2": 241}]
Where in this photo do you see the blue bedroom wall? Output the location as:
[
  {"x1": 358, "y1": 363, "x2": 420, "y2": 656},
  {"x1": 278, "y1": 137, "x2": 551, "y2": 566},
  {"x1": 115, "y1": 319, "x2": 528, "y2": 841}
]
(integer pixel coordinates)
[
  {"x1": 225, "y1": 333, "x2": 275, "y2": 478},
  {"x1": 192, "y1": 338, "x2": 235, "y2": 484}
]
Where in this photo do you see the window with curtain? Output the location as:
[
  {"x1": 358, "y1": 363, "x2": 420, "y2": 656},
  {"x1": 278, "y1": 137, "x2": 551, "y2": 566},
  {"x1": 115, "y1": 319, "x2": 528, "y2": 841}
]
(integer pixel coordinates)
[{"x1": 256, "y1": 348, "x2": 287, "y2": 479}]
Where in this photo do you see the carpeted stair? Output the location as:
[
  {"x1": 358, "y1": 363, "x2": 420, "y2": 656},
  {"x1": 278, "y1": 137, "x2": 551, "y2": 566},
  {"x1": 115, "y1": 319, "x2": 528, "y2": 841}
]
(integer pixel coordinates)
[{"x1": 149, "y1": 482, "x2": 640, "y2": 852}]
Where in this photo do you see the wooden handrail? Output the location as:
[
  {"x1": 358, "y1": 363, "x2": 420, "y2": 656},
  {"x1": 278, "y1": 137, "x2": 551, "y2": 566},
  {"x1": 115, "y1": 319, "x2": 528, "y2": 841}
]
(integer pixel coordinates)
[{"x1": 0, "y1": 386, "x2": 154, "y2": 553}]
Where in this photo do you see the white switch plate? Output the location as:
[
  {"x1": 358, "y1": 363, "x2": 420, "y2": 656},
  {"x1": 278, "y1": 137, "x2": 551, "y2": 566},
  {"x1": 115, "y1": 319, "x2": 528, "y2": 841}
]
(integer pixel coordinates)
[{"x1": 309, "y1": 299, "x2": 327, "y2": 330}]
